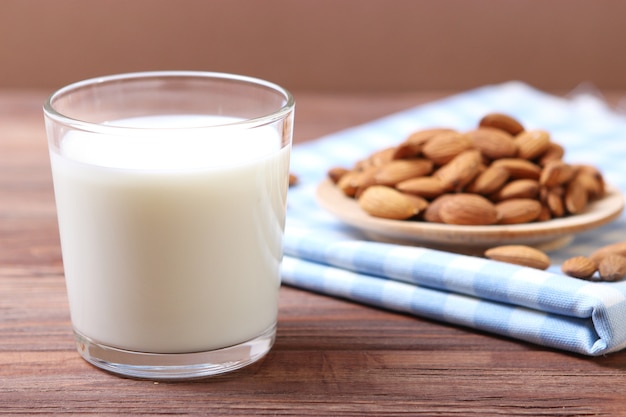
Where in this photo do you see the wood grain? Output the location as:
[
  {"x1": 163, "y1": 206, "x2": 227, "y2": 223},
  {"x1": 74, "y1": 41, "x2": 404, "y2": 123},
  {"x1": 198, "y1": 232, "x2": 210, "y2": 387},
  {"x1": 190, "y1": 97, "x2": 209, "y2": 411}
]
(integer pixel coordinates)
[{"x1": 3, "y1": 89, "x2": 626, "y2": 416}]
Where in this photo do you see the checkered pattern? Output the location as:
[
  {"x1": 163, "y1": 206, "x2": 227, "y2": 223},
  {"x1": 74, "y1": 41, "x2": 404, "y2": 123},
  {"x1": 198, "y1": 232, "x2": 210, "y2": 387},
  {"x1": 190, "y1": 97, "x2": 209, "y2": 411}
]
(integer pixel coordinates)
[{"x1": 282, "y1": 82, "x2": 626, "y2": 355}]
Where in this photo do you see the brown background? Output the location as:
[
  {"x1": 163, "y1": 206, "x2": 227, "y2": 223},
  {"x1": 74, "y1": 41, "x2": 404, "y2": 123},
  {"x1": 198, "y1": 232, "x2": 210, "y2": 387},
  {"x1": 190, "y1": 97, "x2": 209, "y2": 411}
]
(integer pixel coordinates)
[{"x1": 1, "y1": 0, "x2": 625, "y2": 93}]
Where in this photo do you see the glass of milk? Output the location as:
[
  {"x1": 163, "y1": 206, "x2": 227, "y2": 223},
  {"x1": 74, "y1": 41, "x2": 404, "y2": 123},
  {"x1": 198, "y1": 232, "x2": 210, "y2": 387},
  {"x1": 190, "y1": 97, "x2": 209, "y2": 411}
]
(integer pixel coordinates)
[{"x1": 43, "y1": 71, "x2": 294, "y2": 380}]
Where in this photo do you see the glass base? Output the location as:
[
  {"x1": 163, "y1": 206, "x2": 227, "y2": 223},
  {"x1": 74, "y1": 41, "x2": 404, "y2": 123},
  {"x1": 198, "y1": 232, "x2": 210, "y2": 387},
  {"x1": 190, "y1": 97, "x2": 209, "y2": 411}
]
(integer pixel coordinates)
[{"x1": 73, "y1": 325, "x2": 276, "y2": 380}]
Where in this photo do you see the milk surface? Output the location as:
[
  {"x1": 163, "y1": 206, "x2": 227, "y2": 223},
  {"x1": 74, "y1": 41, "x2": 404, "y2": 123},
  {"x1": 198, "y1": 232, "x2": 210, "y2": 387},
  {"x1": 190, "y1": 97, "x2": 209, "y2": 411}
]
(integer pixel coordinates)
[{"x1": 50, "y1": 115, "x2": 290, "y2": 353}]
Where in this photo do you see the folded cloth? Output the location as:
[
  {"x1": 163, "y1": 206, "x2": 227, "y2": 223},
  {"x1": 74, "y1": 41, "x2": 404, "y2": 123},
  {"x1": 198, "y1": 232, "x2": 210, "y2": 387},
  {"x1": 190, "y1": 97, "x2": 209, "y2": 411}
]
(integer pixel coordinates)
[{"x1": 282, "y1": 81, "x2": 626, "y2": 356}]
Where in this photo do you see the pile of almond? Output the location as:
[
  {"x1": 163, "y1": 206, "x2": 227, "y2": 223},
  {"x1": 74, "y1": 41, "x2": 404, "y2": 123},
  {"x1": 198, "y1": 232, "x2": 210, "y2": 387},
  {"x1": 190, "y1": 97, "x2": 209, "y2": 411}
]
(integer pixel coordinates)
[{"x1": 328, "y1": 113, "x2": 606, "y2": 225}]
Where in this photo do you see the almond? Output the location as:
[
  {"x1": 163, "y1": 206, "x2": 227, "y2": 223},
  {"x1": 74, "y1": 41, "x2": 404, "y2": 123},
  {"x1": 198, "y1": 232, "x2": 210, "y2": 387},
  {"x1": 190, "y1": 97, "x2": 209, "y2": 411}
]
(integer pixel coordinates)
[
  {"x1": 336, "y1": 170, "x2": 361, "y2": 197},
  {"x1": 328, "y1": 167, "x2": 349, "y2": 184},
  {"x1": 590, "y1": 241, "x2": 626, "y2": 264},
  {"x1": 495, "y1": 198, "x2": 542, "y2": 224},
  {"x1": 536, "y1": 204, "x2": 552, "y2": 222},
  {"x1": 491, "y1": 179, "x2": 540, "y2": 201},
  {"x1": 561, "y1": 256, "x2": 598, "y2": 279},
  {"x1": 491, "y1": 158, "x2": 541, "y2": 180},
  {"x1": 515, "y1": 129, "x2": 551, "y2": 160},
  {"x1": 479, "y1": 113, "x2": 525, "y2": 136},
  {"x1": 598, "y1": 254, "x2": 626, "y2": 281},
  {"x1": 438, "y1": 194, "x2": 499, "y2": 225},
  {"x1": 545, "y1": 188, "x2": 565, "y2": 217},
  {"x1": 564, "y1": 177, "x2": 588, "y2": 214},
  {"x1": 434, "y1": 149, "x2": 482, "y2": 191},
  {"x1": 466, "y1": 166, "x2": 509, "y2": 195},
  {"x1": 357, "y1": 147, "x2": 396, "y2": 169},
  {"x1": 466, "y1": 127, "x2": 518, "y2": 160},
  {"x1": 423, "y1": 194, "x2": 455, "y2": 223},
  {"x1": 538, "y1": 142, "x2": 565, "y2": 166},
  {"x1": 396, "y1": 176, "x2": 447, "y2": 199},
  {"x1": 374, "y1": 159, "x2": 434, "y2": 186},
  {"x1": 422, "y1": 131, "x2": 474, "y2": 165},
  {"x1": 393, "y1": 128, "x2": 454, "y2": 159},
  {"x1": 574, "y1": 170, "x2": 605, "y2": 200},
  {"x1": 484, "y1": 245, "x2": 550, "y2": 270},
  {"x1": 358, "y1": 185, "x2": 421, "y2": 220},
  {"x1": 337, "y1": 167, "x2": 378, "y2": 197},
  {"x1": 539, "y1": 160, "x2": 575, "y2": 187}
]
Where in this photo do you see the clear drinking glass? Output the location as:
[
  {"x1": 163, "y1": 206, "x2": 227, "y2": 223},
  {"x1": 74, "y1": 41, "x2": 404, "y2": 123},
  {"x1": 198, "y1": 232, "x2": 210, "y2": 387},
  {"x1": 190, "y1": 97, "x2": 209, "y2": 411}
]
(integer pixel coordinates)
[{"x1": 43, "y1": 71, "x2": 294, "y2": 380}]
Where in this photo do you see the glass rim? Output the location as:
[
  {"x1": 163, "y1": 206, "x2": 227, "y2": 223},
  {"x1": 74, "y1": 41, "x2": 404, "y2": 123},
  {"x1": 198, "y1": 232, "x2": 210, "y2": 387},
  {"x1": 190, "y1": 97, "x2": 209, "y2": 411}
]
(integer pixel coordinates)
[{"x1": 43, "y1": 71, "x2": 295, "y2": 132}]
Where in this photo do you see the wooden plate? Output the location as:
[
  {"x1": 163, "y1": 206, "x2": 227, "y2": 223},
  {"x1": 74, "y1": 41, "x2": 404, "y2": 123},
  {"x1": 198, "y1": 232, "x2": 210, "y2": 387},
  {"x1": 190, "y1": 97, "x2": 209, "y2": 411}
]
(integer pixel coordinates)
[{"x1": 316, "y1": 179, "x2": 625, "y2": 255}]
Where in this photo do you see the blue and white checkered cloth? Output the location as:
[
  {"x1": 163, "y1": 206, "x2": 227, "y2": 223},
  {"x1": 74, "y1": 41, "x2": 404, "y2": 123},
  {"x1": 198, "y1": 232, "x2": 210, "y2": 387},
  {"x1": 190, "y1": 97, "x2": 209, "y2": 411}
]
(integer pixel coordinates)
[{"x1": 281, "y1": 82, "x2": 626, "y2": 356}]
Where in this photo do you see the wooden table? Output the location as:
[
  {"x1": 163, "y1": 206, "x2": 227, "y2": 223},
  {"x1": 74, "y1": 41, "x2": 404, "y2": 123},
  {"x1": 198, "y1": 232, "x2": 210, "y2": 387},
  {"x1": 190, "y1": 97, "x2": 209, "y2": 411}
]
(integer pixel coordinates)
[{"x1": 3, "y1": 89, "x2": 626, "y2": 416}]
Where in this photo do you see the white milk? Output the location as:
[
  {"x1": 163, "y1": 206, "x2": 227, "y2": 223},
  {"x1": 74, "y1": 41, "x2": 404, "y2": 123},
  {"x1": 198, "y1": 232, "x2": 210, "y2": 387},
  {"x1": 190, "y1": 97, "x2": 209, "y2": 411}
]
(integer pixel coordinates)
[{"x1": 50, "y1": 115, "x2": 290, "y2": 353}]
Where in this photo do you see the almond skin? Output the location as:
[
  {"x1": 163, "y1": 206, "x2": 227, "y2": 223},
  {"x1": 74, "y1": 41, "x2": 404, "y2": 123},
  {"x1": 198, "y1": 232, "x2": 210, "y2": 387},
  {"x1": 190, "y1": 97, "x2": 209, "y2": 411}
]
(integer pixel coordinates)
[
  {"x1": 393, "y1": 128, "x2": 455, "y2": 159},
  {"x1": 590, "y1": 241, "x2": 626, "y2": 264},
  {"x1": 491, "y1": 158, "x2": 542, "y2": 180},
  {"x1": 358, "y1": 185, "x2": 421, "y2": 220},
  {"x1": 538, "y1": 142, "x2": 565, "y2": 166},
  {"x1": 598, "y1": 254, "x2": 626, "y2": 281},
  {"x1": 574, "y1": 170, "x2": 605, "y2": 200},
  {"x1": 485, "y1": 245, "x2": 550, "y2": 270},
  {"x1": 438, "y1": 194, "x2": 499, "y2": 225},
  {"x1": 423, "y1": 194, "x2": 455, "y2": 223},
  {"x1": 466, "y1": 127, "x2": 518, "y2": 160},
  {"x1": 540, "y1": 160, "x2": 576, "y2": 188},
  {"x1": 515, "y1": 129, "x2": 551, "y2": 160},
  {"x1": 491, "y1": 179, "x2": 540, "y2": 201},
  {"x1": 495, "y1": 198, "x2": 542, "y2": 224},
  {"x1": 561, "y1": 256, "x2": 598, "y2": 279},
  {"x1": 434, "y1": 149, "x2": 482, "y2": 191},
  {"x1": 466, "y1": 166, "x2": 510, "y2": 195},
  {"x1": 374, "y1": 159, "x2": 434, "y2": 186},
  {"x1": 422, "y1": 131, "x2": 474, "y2": 165},
  {"x1": 479, "y1": 113, "x2": 525, "y2": 136},
  {"x1": 396, "y1": 176, "x2": 447, "y2": 199},
  {"x1": 564, "y1": 177, "x2": 588, "y2": 214},
  {"x1": 328, "y1": 166, "x2": 349, "y2": 184}
]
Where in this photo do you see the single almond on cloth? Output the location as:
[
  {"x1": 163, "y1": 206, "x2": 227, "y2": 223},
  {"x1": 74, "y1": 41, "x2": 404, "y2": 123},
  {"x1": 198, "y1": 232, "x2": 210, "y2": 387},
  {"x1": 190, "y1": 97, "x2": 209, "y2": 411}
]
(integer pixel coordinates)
[
  {"x1": 422, "y1": 131, "x2": 474, "y2": 165},
  {"x1": 598, "y1": 254, "x2": 626, "y2": 282},
  {"x1": 434, "y1": 149, "x2": 482, "y2": 191},
  {"x1": 495, "y1": 198, "x2": 542, "y2": 224},
  {"x1": 561, "y1": 256, "x2": 598, "y2": 279},
  {"x1": 358, "y1": 185, "x2": 421, "y2": 220},
  {"x1": 515, "y1": 129, "x2": 551, "y2": 160},
  {"x1": 484, "y1": 245, "x2": 551, "y2": 270},
  {"x1": 491, "y1": 179, "x2": 540, "y2": 201},
  {"x1": 539, "y1": 160, "x2": 576, "y2": 188},
  {"x1": 466, "y1": 165, "x2": 510, "y2": 195},
  {"x1": 374, "y1": 159, "x2": 434, "y2": 186},
  {"x1": 438, "y1": 193, "x2": 499, "y2": 225},
  {"x1": 491, "y1": 158, "x2": 541, "y2": 180},
  {"x1": 590, "y1": 241, "x2": 626, "y2": 264},
  {"x1": 466, "y1": 127, "x2": 518, "y2": 160},
  {"x1": 478, "y1": 113, "x2": 525, "y2": 136},
  {"x1": 396, "y1": 176, "x2": 447, "y2": 199}
]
